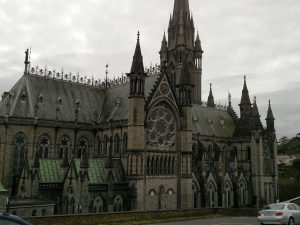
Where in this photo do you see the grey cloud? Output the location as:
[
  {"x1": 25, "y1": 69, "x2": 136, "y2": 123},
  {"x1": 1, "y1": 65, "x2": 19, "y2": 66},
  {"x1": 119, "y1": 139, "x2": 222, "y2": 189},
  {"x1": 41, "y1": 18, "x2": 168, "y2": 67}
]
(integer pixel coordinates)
[{"x1": 0, "y1": 0, "x2": 299, "y2": 138}]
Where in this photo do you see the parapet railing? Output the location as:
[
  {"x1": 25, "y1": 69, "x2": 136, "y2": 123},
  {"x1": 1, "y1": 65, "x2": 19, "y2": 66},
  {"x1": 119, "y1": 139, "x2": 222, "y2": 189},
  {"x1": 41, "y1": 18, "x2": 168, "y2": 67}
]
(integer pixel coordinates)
[{"x1": 26, "y1": 64, "x2": 160, "y2": 89}]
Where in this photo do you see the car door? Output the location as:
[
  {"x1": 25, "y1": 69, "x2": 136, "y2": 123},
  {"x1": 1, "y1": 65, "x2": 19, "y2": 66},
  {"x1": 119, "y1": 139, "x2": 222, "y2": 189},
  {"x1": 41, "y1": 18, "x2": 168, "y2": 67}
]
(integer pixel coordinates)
[
  {"x1": 0, "y1": 218, "x2": 26, "y2": 225},
  {"x1": 291, "y1": 203, "x2": 300, "y2": 224}
]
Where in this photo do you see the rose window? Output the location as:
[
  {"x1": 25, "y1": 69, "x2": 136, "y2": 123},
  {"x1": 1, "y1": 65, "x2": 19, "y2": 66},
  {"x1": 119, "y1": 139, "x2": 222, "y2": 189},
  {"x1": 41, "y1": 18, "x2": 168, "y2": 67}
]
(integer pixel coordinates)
[{"x1": 146, "y1": 106, "x2": 176, "y2": 149}]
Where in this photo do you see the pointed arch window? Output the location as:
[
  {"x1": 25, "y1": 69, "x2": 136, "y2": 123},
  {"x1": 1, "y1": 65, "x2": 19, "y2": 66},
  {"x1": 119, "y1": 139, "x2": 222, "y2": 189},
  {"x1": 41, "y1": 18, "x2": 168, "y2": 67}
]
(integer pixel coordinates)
[
  {"x1": 113, "y1": 195, "x2": 123, "y2": 212},
  {"x1": 114, "y1": 134, "x2": 120, "y2": 157},
  {"x1": 77, "y1": 137, "x2": 88, "y2": 159},
  {"x1": 93, "y1": 196, "x2": 104, "y2": 213},
  {"x1": 103, "y1": 135, "x2": 108, "y2": 156},
  {"x1": 59, "y1": 136, "x2": 70, "y2": 159},
  {"x1": 12, "y1": 133, "x2": 27, "y2": 177},
  {"x1": 122, "y1": 133, "x2": 128, "y2": 156},
  {"x1": 95, "y1": 136, "x2": 102, "y2": 157},
  {"x1": 37, "y1": 135, "x2": 50, "y2": 159}
]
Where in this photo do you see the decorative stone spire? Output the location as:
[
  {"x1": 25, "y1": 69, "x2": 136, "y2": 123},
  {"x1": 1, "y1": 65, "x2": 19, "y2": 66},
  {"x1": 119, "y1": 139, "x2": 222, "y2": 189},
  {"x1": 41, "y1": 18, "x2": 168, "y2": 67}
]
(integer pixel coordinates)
[
  {"x1": 194, "y1": 31, "x2": 203, "y2": 54},
  {"x1": 239, "y1": 76, "x2": 252, "y2": 117},
  {"x1": 127, "y1": 32, "x2": 147, "y2": 97},
  {"x1": 159, "y1": 31, "x2": 168, "y2": 65},
  {"x1": 240, "y1": 75, "x2": 251, "y2": 105},
  {"x1": 252, "y1": 97, "x2": 260, "y2": 117},
  {"x1": 130, "y1": 31, "x2": 144, "y2": 74},
  {"x1": 251, "y1": 97, "x2": 263, "y2": 130},
  {"x1": 177, "y1": 11, "x2": 185, "y2": 46},
  {"x1": 207, "y1": 83, "x2": 215, "y2": 108},
  {"x1": 173, "y1": 0, "x2": 190, "y2": 21},
  {"x1": 266, "y1": 100, "x2": 275, "y2": 132},
  {"x1": 179, "y1": 60, "x2": 192, "y2": 106}
]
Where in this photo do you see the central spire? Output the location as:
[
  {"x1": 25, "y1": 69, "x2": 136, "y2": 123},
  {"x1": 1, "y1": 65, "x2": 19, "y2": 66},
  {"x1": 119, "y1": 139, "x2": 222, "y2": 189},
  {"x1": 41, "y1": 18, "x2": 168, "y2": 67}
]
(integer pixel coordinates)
[{"x1": 173, "y1": 0, "x2": 190, "y2": 17}]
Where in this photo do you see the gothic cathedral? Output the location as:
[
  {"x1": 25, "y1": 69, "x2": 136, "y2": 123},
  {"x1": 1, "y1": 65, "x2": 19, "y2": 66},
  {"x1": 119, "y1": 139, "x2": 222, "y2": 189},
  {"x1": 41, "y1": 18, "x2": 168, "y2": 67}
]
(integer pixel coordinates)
[{"x1": 0, "y1": 0, "x2": 278, "y2": 217}]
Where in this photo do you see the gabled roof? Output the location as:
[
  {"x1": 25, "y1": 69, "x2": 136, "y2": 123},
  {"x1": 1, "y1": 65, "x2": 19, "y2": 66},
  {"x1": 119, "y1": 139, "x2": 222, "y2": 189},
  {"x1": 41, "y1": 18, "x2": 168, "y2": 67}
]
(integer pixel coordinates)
[
  {"x1": 39, "y1": 159, "x2": 62, "y2": 183},
  {"x1": 192, "y1": 104, "x2": 235, "y2": 138},
  {"x1": 35, "y1": 158, "x2": 126, "y2": 185},
  {"x1": 100, "y1": 74, "x2": 159, "y2": 122},
  {"x1": 0, "y1": 74, "x2": 106, "y2": 123}
]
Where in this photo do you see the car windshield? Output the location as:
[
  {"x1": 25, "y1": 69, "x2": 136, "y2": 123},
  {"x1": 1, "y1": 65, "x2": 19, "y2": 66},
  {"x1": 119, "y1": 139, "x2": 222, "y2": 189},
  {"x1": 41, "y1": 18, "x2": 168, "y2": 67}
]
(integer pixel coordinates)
[{"x1": 263, "y1": 204, "x2": 285, "y2": 210}]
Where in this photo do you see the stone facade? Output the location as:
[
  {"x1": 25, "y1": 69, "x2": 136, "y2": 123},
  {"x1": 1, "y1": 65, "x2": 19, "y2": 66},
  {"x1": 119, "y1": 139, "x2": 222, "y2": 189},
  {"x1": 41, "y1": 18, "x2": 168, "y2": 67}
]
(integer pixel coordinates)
[{"x1": 0, "y1": 0, "x2": 278, "y2": 216}]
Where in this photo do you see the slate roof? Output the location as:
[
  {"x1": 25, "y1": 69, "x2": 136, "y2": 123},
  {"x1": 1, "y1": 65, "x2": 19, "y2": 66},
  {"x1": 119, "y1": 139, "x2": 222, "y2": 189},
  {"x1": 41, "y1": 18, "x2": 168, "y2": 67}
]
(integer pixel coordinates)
[
  {"x1": 36, "y1": 159, "x2": 126, "y2": 185},
  {"x1": 0, "y1": 72, "x2": 237, "y2": 138},
  {"x1": 192, "y1": 104, "x2": 236, "y2": 138},
  {"x1": 0, "y1": 74, "x2": 106, "y2": 123}
]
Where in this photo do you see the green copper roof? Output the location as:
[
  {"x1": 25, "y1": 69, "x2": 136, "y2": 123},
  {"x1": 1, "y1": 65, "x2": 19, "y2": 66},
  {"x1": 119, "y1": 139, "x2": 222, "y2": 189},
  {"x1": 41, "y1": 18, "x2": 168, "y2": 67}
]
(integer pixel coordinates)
[
  {"x1": 0, "y1": 181, "x2": 7, "y2": 192},
  {"x1": 74, "y1": 159, "x2": 126, "y2": 184},
  {"x1": 39, "y1": 159, "x2": 62, "y2": 183},
  {"x1": 34, "y1": 158, "x2": 125, "y2": 185}
]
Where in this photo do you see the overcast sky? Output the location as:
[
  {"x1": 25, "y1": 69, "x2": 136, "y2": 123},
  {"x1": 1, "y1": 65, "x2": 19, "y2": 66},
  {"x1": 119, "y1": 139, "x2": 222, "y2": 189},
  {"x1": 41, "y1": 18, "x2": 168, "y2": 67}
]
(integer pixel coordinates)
[{"x1": 0, "y1": 0, "x2": 299, "y2": 138}]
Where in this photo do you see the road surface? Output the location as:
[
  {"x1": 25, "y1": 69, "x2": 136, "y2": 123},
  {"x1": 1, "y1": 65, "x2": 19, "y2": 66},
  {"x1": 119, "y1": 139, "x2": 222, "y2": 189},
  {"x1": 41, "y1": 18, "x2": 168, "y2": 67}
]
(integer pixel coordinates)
[{"x1": 150, "y1": 217, "x2": 258, "y2": 225}]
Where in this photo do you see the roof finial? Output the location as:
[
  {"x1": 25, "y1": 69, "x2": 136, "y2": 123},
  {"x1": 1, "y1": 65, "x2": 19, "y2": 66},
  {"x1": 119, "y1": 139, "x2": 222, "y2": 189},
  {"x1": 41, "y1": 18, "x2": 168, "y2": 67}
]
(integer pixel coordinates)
[
  {"x1": 24, "y1": 48, "x2": 30, "y2": 73},
  {"x1": 105, "y1": 64, "x2": 109, "y2": 91},
  {"x1": 137, "y1": 31, "x2": 140, "y2": 41}
]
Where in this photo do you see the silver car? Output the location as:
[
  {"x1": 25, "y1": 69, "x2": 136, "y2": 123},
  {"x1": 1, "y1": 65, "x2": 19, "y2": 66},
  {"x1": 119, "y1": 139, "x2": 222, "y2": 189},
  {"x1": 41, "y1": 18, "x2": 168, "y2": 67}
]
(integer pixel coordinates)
[{"x1": 258, "y1": 203, "x2": 300, "y2": 225}]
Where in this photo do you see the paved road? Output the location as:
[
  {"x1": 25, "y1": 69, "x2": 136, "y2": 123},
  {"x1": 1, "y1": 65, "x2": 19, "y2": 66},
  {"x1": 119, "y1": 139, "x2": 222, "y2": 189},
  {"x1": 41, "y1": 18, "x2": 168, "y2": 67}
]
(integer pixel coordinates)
[{"x1": 150, "y1": 217, "x2": 259, "y2": 225}]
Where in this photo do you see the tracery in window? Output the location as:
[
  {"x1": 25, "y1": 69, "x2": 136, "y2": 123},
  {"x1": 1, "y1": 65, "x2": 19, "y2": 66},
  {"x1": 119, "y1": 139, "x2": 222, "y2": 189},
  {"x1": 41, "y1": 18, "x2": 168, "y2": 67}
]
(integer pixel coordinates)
[
  {"x1": 59, "y1": 136, "x2": 70, "y2": 159},
  {"x1": 77, "y1": 137, "x2": 88, "y2": 158},
  {"x1": 146, "y1": 105, "x2": 176, "y2": 150},
  {"x1": 12, "y1": 133, "x2": 26, "y2": 177},
  {"x1": 37, "y1": 135, "x2": 50, "y2": 159}
]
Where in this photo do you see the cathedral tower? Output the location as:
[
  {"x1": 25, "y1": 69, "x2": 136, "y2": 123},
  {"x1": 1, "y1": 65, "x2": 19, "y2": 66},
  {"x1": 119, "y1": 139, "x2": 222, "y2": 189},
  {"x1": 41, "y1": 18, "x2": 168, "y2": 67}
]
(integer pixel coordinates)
[
  {"x1": 126, "y1": 32, "x2": 147, "y2": 210},
  {"x1": 160, "y1": 0, "x2": 203, "y2": 104}
]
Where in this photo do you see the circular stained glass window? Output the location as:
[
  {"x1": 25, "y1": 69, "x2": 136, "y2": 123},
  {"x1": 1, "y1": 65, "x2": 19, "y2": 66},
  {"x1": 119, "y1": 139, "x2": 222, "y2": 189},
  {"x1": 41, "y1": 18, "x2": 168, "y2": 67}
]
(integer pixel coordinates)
[{"x1": 146, "y1": 105, "x2": 176, "y2": 150}]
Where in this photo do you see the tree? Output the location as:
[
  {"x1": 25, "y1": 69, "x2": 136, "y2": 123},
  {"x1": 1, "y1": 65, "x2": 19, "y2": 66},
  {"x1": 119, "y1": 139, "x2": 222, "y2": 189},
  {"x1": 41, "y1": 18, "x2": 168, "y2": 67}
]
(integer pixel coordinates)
[{"x1": 292, "y1": 159, "x2": 300, "y2": 184}]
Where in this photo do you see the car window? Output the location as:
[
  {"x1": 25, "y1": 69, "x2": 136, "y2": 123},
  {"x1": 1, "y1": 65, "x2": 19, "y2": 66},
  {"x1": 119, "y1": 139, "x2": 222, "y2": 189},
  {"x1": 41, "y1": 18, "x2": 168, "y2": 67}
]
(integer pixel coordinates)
[
  {"x1": 0, "y1": 218, "x2": 23, "y2": 225},
  {"x1": 288, "y1": 204, "x2": 296, "y2": 210},
  {"x1": 292, "y1": 203, "x2": 300, "y2": 210},
  {"x1": 263, "y1": 204, "x2": 285, "y2": 210}
]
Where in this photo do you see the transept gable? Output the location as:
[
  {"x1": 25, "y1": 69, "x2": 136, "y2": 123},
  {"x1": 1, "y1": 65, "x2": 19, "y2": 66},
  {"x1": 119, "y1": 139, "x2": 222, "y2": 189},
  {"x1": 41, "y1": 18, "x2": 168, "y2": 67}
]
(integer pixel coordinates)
[
  {"x1": 206, "y1": 171, "x2": 218, "y2": 189},
  {"x1": 145, "y1": 73, "x2": 180, "y2": 114}
]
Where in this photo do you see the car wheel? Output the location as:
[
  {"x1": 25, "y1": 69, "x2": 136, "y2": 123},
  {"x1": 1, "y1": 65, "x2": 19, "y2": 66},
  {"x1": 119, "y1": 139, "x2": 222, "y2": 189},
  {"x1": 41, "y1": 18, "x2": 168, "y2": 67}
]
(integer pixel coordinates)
[{"x1": 288, "y1": 217, "x2": 295, "y2": 225}]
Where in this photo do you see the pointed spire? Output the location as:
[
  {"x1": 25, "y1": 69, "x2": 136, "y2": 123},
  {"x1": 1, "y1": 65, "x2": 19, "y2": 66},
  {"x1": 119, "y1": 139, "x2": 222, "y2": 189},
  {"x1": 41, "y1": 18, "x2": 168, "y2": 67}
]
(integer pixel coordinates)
[
  {"x1": 252, "y1": 97, "x2": 260, "y2": 116},
  {"x1": 207, "y1": 83, "x2": 215, "y2": 108},
  {"x1": 80, "y1": 149, "x2": 89, "y2": 169},
  {"x1": 266, "y1": 100, "x2": 275, "y2": 120},
  {"x1": 127, "y1": 32, "x2": 147, "y2": 97},
  {"x1": 130, "y1": 31, "x2": 144, "y2": 74},
  {"x1": 266, "y1": 100, "x2": 275, "y2": 132},
  {"x1": 173, "y1": 0, "x2": 190, "y2": 19},
  {"x1": 195, "y1": 30, "x2": 203, "y2": 53},
  {"x1": 160, "y1": 31, "x2": 168, "y2": 52},
  {"x1": 33, "y1": 150, "x2": 40, "y2": 168},
  {"x1": 240, "y1": 75, "x2": 251, "y2": 104},
  {"x1": 177, "y1": 11, "x2": 185, "y2": 46}
]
